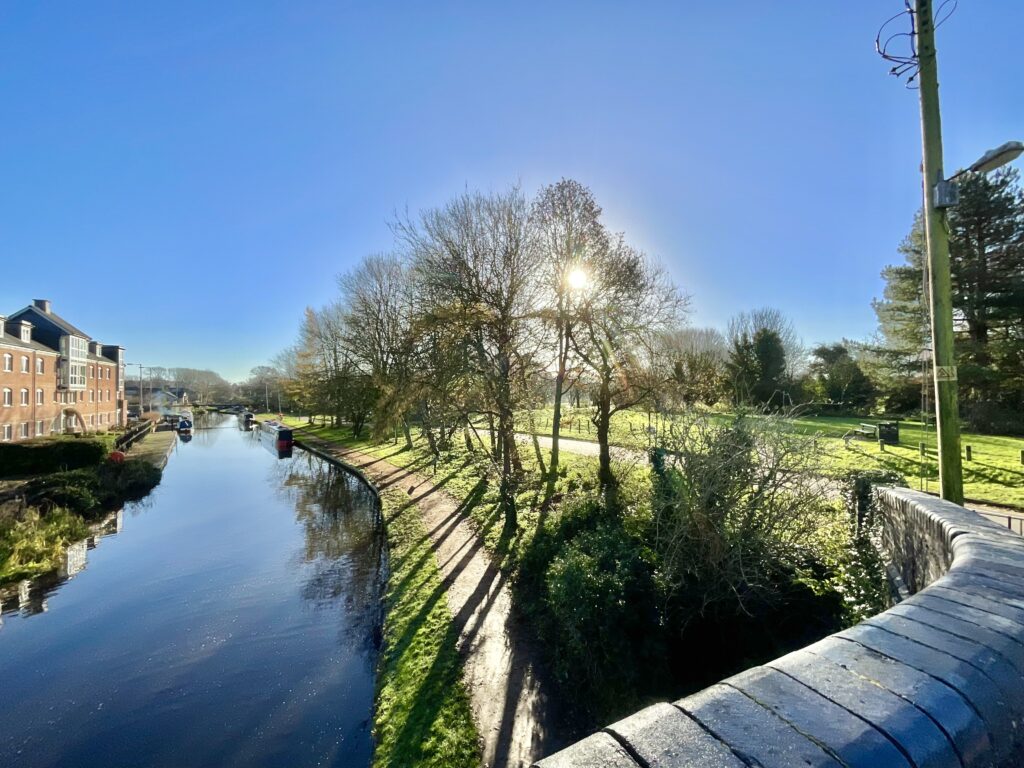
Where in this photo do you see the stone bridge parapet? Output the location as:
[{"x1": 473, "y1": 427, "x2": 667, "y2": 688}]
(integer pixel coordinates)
[{"x1": 536, "y1": 487, "x2": 1024, "y2": 768}]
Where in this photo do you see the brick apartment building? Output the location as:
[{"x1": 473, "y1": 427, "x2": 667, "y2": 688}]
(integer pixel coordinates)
[{"x1": 0, "y1": 299, "x2": 126, "y2": 443}]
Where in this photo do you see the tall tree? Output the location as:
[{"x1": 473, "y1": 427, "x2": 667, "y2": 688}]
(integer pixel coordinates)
[
  {"x1": 872, "y1": 169, "x2": 1024, "y2": 421},
  {"x1": 570, "y1": 235, "x2": 683, "y2": 498},
  {"x1": 398, "y1": 186, "x2": 544, "y2": 528},
  {"x1": 532, "y1": 179, "x2": 609, "y2": 480}
]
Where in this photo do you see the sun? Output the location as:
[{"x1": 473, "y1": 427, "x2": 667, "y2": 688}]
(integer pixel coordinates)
[{"x1": 566, "y1": 266, "x2": 589, "y2": 291}]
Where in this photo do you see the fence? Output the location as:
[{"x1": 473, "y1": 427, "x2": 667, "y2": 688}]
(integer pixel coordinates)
[{"x1": 114, "y1": 421, "x2": 153, "y2": 452}]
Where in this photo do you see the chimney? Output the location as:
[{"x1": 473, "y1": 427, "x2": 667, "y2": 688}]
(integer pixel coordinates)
[
  {"x1": 0, "y1": 316, "x2": 5, "y2": 338},
  {"x1": 18, "y1": 321, "x2": 33, "y2": 344},
  {"x1": 89, "y1": 341, "x2": 101, "y2": 355},
  {"x1": 33, "y1": 299, "x2": 52, "y2": 314}
]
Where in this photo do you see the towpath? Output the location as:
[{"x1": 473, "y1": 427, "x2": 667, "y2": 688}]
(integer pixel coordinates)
[{"x1": 295, "y1": 432, "x2": 564, "y2": 768}]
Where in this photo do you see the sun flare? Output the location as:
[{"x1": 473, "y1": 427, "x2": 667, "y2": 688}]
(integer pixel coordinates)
[{"x1": 566, "y1": 266, "x2": 589, "y2": 291}]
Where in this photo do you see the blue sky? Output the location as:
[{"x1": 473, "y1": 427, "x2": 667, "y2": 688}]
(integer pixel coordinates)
[{"x1": 2, "y1": 2, "x2": 1021, "y2": 382}]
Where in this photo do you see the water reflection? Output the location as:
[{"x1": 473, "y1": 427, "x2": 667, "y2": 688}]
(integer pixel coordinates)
[
  {"x1": 0, "y1": 413, "x2": 384, "y2": 768},
  {"x1": 273, "y1": 453, "x2": 385, "y2": 640},
  {"x1": 0, "y1": 510, "x2": 123, "y2": 622}
]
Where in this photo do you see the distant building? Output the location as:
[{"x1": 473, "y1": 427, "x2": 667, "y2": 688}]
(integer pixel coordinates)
[
  {"x1": 0, "y1": 299, "x2": 125, "y2": 442},
  {"x1": 124, "y1": 386, "x2": 182, "y2": 412}
]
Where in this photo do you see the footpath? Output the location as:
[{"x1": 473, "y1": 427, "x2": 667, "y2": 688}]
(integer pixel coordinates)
[
  {"x1": 126, "y1": 427, "x2": 176, "y2": 468},
  {"x1": 295, "y1": 431, "x2": 564, "y2": 768}
]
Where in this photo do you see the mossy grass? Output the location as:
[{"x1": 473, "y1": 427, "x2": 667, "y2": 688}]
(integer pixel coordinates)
[{"x1": 372, "y1": 487, "x2": 481, "y2": 768}]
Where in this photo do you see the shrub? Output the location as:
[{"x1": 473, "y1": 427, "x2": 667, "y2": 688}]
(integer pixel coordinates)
[
  {"x1": 26, "y1": 459, "x2": 162, "y2": 518},
  {"x1": 516, "y1": 497, "x2": 666, "y2": 723},
  {"x1": 0, "y1": 437, "x2": 108, "y2": 478}
]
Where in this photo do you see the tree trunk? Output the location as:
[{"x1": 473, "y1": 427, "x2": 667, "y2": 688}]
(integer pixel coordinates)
[
  {"x1": 596, "y1": 372, "x2": 617, "y2": 502},
  {"x1": 498, "y1": 410, "x2": 517, "y2": 530},
  {"x1": 550, "y1": 315, "x2": 567, "y2": 477},
  {"x1": 401, "y1": 418, "x2": 413, "y2": 450}
]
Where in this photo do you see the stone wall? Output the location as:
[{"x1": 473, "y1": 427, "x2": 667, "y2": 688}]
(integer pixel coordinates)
[{"x1": 536, "y1": 487, "x2": 1024, "y2": 767}]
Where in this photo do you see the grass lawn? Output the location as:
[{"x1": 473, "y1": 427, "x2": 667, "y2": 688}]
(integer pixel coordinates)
[
  {"x1": 520, "y1": 407, "x2": 1024, "y2": 508},
  {"x1": 372, "y1": 487, "x2": 481, "y2": 768}
]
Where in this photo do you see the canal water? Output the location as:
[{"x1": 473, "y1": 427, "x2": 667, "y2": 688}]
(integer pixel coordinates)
[{"x1": 0, "y1": 414, "x2": 385, "y2": 768}]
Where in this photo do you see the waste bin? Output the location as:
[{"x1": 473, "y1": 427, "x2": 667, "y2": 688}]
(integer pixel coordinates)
[{"x1": 878, "y1": 421, "x2": 899, "y2": 445}]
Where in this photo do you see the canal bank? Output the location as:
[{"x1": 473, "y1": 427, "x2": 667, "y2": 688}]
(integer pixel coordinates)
[
  {"x1": 125, "y1": 425, "x2": 177, "y2": 468},
  {"x1": 292, "y1": 429, "x2": 564, "y2": 768}
]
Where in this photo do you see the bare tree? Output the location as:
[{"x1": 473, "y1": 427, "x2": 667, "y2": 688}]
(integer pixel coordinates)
[
  {"x1": 728, "y1": 307, "x2": 805, "y2": 377},
  {"x1": 337, "y1": 253, "x2": 417, "y2": 446},
  {"x1": 397, "y1": 186, "x2": 544, "y2": 527},
  {"x1": 570, "y1": 236, "x2": 685, "y2": 499},
  {"x1": 532, "y1": 179, "x2": 609, "y2": 481}
]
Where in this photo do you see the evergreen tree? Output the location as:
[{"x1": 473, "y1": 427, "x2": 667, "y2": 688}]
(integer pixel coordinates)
[{"x1": 872, "y1": 169, "x2": 1024, "y2": 426}]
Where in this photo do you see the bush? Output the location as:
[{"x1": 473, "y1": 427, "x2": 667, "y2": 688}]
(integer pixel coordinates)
[
  {"x1": 0, "y1": 437, "x2": 108, "y2": 478},
  {"x1": 27, "y1": 459, "x2": 162, "y2": 518},
  {"x1": 963, "y1": 401, "x2": 1024, "y2": 436},
  {"x1": 516, "y1": 497, "x2": 665, "y2": 723}
]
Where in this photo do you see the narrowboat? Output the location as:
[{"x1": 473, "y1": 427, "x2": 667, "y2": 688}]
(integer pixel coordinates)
[
  {"x1": 260, "y1": 420, "x2": 293, "y2": 452},
  {"x1": 177, "y1": 410, "x2": 194, "y2": 433}
]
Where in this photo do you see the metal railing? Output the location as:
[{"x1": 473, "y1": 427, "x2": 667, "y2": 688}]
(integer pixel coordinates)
[
  {"x1": 977, "y1": 510, "x2": 1024, "y2": 537},
  {"x1": 114, "y1": 421, "x2": 153, "y2": 452}
]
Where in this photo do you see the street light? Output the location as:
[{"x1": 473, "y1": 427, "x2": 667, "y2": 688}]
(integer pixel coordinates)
[
  {"x1": 126, "y1": 362, "x2": 145, "y2": 417},
  {"x1": 967, "y1": 140, "x2": 1024, "y2": 175},
  {"x1": 943, "y1": 141, "x2": 1024, "y2": 188}
]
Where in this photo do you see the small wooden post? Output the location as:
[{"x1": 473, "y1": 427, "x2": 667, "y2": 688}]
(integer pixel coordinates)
[
  {"x1": 965, "y1": 445, "x2": 972, "y2": 461},
  {"x1": 920, "y1": 442, "x2": 926, "y2": 457},
  {"x1": 878, "y1": 439, "x2": 885, "y2": 452}
]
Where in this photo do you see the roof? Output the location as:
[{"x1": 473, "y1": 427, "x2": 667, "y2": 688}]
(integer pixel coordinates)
[
  {"x1": 87, "y1": 352, "x2": 117, "y2": 364},
  {"x1": 0, "y1": 334, "x2": 59, "y2": 355},
  {"x1": 9, "y1": 305, "x2": 91, "y2": 339}
]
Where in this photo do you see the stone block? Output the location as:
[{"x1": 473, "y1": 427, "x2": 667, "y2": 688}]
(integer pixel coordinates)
[
  {"x1": 768, "y1": 649, "x2": 958, "y2": 768},
  {"x1": 839, "y1": 624, "x2": 1016, "y2": 760},
  {"x1": 897, "y1": 595, "x2": 1024, "y2": 672},
  {"x1": 807, "y1": 636, "x2": 993, "y2": 765},
  {"x1": 723, "y1": 666, "x2": 912, "y2": 766},
  {"x1": 677, "y1": 682, "x2": 842, "y2": 768},
  {"x1": 533, "y1": 731, "x2": 638, "y2": 768},
  {"x1": 604, "y1": 702, "x2": 745, "y2": 768}
]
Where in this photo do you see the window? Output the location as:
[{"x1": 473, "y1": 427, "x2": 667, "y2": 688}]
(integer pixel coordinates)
[
  {"x1": 20, "y1": 389, "x2": 29, "y2": 406},
  {"x1": 2, "y1": 424, "x2": 11, "y2": 441},
  {"x1": 89, "y1": 390, "x2": 94, "y2": 402},
  {"x1": 2, "y1": 354, "x2": 10, "y2": 372},
  {"x1": 20, "y1": 356, "x2": 29, "y2": 373},
  {"x1": 2, "y1": 388, "x2": 10, "y2": 407},
  {"x1": 36, "y1": 389, "x2": 43, "y2": 405},
  {"x1": 36, "y1": 358, "x2": 44, "y2": 374},
  {"x1": 19, "y1": 423, "x2": 29, "y2": 438},
  {"x1": 36, "y1": 420, "x2": 44, "y2": 435},
  {"x1": 89, "y1": 365, "x2": 94, "y2": 379}
]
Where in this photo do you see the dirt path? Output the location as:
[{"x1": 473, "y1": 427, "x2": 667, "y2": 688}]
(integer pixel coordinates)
[{"x1": 296, "y1": 434, "x2": 564, "y2": 768}]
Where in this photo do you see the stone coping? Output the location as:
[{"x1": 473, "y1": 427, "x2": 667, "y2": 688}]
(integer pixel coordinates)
[{"x1": 536, "y1": 487, "x2": 1024, "y2": 767}]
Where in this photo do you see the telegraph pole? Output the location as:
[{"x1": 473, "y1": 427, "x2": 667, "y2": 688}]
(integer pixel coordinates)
[{"x1": 915, "y1": 0, "x2": 964, "y2": 504}]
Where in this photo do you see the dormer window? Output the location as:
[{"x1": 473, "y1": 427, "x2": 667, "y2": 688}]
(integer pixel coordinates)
[{"x1": 20, "y1": 326, "x2": 31, "y2": 343}]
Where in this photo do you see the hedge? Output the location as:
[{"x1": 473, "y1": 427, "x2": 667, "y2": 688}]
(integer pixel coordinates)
[{"x1": 0, "y1": 438, "x2": 108, "y2": 478}]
